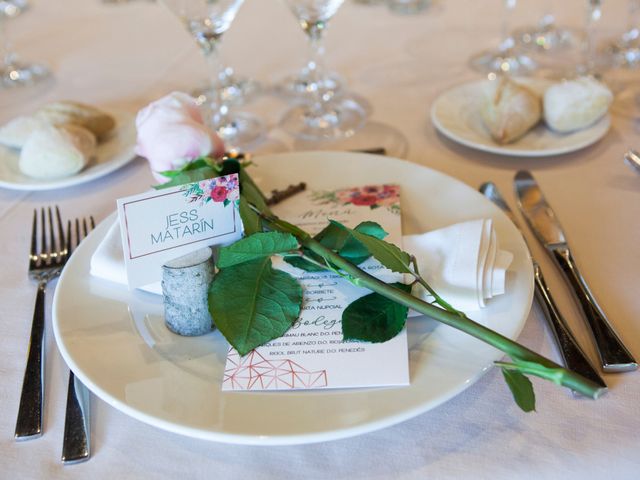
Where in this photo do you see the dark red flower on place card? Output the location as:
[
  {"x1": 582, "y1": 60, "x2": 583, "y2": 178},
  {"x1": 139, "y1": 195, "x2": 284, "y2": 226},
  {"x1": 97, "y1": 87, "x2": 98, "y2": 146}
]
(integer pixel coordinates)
[
  {"x1": 210, "y1": 185, "x2": 229, "y2": 202},
  {"x1": 350, "y1": 194, "x2": 378, "y2": 206}
]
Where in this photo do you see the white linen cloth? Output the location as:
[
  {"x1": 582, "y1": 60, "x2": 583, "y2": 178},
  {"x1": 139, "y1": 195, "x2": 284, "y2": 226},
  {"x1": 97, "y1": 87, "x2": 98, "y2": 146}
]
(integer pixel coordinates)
[
  {"x1": 90, "y1": 218, "x2": 512, "y2": 310},
  {"x1": 1, "y1": 1, "x2": 639, "y2": 480}
]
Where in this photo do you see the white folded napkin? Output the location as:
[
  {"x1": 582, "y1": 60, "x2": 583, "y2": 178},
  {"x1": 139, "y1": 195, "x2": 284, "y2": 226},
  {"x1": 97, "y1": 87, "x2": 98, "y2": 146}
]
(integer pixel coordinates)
[
  {"x1": 90, "y1": 218, "x2": 512, "y2": 310},
  {"x1": 403, "y1": 219, "x2": 513, "y2": 312},
  {"x1": 90, "y1": 220, "x2": 162, "y2": 295}
]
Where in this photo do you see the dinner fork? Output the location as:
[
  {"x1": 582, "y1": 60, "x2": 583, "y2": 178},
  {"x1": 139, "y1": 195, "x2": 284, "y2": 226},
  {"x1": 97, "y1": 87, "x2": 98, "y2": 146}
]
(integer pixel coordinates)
[
  {"x1": 15, "y1": 206, "x2": 68, "y2": 440},
  {"x1": 61, "y1": 217, "x2": 95, "y2": 465}
]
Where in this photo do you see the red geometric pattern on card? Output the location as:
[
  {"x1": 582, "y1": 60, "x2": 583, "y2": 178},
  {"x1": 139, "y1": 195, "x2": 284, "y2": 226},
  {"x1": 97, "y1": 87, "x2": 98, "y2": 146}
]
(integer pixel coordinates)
[{"x1": 223, "y1": 349, "x2": 328, "y2": 390}]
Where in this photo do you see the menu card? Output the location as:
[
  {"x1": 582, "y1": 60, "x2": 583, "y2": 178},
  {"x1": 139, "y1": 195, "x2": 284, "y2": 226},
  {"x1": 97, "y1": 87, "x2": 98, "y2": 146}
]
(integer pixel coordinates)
[{"x1": 222, "y1": 185, "x2": 410, "y2": 391}]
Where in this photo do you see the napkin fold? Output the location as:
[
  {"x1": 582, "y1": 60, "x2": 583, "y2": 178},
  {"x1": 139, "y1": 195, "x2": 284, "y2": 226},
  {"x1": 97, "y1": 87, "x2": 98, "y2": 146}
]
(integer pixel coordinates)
[
  {"x1": 403, "y1": 218, "x2": 513, "y2": 312},
  {"x1": 90, "y1": 221, "x2": 162, "y2": 295},
  {"x1": 90, "y1": 218, "x2": 512, "y2": 310}
]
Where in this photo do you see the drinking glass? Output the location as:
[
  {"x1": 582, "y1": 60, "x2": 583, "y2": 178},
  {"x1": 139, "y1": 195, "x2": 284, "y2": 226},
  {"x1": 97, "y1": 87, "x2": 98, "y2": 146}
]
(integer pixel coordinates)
[
  {"x1": 162, "y1": 0, "x2": 264, "y2": 149},
  {"x1": 607, "y1": 1, "x2": 640, "y2": 117},
  {"x1": 602, "y1": 0, "x2": 640, "y2": 68},
  {"x1": 578, "y1": 0, "x2": 603, "y2": 75},
  {"x1": 280, "y1": 0, "x2": 366, "y2": 141},
  {"x1": 276, "y1": 0, "x2": 346, "y2": 103},
  {"x1": 0, "y1": 0, "x2": 50, "y2": 88},
  {"x1": 513, "y1": 2, "x2": 580, "y2": 53},
  {"x1": 469, "y1": 0, "x2": 536, "y2": 75}
]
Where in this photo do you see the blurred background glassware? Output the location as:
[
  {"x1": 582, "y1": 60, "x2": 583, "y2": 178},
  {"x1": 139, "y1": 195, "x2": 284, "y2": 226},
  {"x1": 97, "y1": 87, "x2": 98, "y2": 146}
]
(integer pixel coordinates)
[
  {"x1": 276, "y1": 0, "x2": 347, "y2": 104},
  {"x1": 279, "y1": 0, "x2": 367, "y2": 141},
  {"x1": 578, "y1": 0, "x2": 604, "y2": 75},
  {"x1": 386, "y1": 0, "x2": 430, "y2": 15},
  {"x1": 162, "y1": 0, "x2": 265, "y2": 150},
  {"x1": 513, "y1": 2, "x2": 581, "y2": 54},
  {"x1": 606, "y1": 0, "x2": 640, "y2": 117},
  {"x1": 0, "y1": 0, "x2": 51, "y2": 89},
  {"x1": 602, "y1": 0, "x2": 640, "y2": 68},
  {"x1": 469, "y1": 0, "x2": 536, "y2": 75},
  {"x1": 191, "y1": 64, "x2": 260, "y2": 107}
]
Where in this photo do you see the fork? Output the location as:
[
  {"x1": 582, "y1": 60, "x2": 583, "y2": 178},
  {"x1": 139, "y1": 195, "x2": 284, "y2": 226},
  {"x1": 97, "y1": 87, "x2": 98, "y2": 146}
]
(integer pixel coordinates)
[
  {"x1": 15, "y1": 206, "x2": 68, "y2": 440},
  {"x1": 61, "y1": 217, "x2": 95, "y2": 465}
]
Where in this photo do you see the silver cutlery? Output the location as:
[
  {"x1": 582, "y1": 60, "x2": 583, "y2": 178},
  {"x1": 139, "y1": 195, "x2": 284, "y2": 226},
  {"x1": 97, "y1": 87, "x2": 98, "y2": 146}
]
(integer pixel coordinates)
[
  {"x1": 514, "y1": 171, "x2": 637, "y2": 372},
  {"x1": 15, "y1": 206, "x2": 68, "y2": 440},
  {"x1": 480, "y1": 182, "x2": 606, "y2": 391},
  {"x1": 623, "y1": 149, "x2": 640, "y2": 174},
  {"x1": 61, "y1": 217, "x2": 95, "y2": 465}
]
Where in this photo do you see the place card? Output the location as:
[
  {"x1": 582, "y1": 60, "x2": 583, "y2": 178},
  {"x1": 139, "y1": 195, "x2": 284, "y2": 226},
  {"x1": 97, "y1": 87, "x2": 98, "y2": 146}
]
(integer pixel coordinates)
[
  {"x1": 223, "y1": 184, "x2": 410, "y2": 391},
  {"x1": 117, "y1": 174, "x2": 242, "y2": 289}
]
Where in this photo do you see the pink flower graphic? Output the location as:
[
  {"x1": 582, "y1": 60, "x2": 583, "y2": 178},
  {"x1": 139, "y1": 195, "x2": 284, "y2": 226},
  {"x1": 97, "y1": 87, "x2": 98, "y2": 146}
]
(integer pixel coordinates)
[{"x1": 210, "y1": 185, "x2": 229, "y2": 202}]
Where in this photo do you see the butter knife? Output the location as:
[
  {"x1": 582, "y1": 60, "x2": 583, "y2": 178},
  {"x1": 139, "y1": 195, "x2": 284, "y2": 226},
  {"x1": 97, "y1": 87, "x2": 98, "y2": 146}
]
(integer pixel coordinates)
[
  {"x1": 514, "y1": 171, "x2": 637, "y2": 372},
  {"x1": 480, "y1": 182, "x2": 606, "y2": 390}
]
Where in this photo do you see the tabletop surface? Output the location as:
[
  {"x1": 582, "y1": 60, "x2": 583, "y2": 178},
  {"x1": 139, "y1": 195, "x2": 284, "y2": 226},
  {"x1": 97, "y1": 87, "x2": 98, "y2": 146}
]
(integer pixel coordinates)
[{"x1": 1, "y1": 1, "x2": 639, "y2": 479}]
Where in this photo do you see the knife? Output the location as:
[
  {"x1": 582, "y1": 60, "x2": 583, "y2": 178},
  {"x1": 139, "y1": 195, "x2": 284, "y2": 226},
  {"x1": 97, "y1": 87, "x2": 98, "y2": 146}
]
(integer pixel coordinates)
[
  {"x1": 480, "y1": 182, "x2": 606, "y2": 390},
  {"x1": 514, "y1": 171, "x2": 637, "y2": 372}
]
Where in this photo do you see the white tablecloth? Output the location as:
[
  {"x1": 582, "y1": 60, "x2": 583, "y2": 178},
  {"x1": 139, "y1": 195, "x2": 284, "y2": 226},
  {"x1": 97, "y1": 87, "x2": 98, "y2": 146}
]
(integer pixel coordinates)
[{"x1": 1, "y1": 1, "x2": 639, "y2": 478}]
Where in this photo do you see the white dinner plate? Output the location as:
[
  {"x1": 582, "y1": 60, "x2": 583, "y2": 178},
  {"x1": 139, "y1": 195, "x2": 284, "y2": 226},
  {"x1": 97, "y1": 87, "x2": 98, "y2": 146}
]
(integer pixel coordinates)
[
  {"x1": 431, "y1": 79, "x2": 611, "y2": 157},
  {"x1": 52, "y1": 152, "x2": 534, "y2": 446},
  {"x1": 0, "y1": 111, "x2": 137, "y2": 191}
]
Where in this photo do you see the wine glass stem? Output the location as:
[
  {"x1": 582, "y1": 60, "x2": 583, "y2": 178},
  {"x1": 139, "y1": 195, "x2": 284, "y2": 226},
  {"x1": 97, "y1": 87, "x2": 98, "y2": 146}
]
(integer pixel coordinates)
[
  {"x1": 306, "y1": 23, "x2": 331, "y2": 117},
  {"x1": 204, "y1": 46, "x2": 229, "y2": 126},
  {"x1": 500, "y1": 0, "x2": 517, "y2": 52},
  {"x1": 541, "y1": 1, "x2": 555, "y2": 28},
  {"x1": 583, "y1": 0, "x2": 602, "y2": 74},
  {"x1": 0, "y1": 17, "x2": 13, "y2": 68},
  {"x1": 629, "y1": 0, "x2": 640, "y2": 34}
]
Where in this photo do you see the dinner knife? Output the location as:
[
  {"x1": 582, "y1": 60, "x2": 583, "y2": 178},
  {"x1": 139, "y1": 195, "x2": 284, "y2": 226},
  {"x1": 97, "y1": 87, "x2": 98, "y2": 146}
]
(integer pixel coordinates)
[
  {"x1": 514, "y1": 171, "x2": 637, "y2": 372},
  {"x1": 480, "y1": 182, "x2": 606, "y2": 390}
]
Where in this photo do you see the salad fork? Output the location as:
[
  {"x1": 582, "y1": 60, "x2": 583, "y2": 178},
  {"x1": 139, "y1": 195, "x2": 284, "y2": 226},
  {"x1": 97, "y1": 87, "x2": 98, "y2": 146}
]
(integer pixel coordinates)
[
  {"x1": 15, "y1": 206, "x2": 68, "y2": 440},
  {"x1": 61, "y1": 217, "x2": 95, "y2": 465}
]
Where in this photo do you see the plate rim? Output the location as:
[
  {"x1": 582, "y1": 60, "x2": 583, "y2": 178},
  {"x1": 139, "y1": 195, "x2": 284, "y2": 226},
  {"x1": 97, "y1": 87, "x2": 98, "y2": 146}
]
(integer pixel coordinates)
[
  {"x1": 52, "y1": 151, "x2": 535, "y2": 445},
  {"x1": 0, "y1": 112, "x2": 137, "y2": 191},
  {"x1": 430, "y1": 79, "x2": 611, "y2": 157}
]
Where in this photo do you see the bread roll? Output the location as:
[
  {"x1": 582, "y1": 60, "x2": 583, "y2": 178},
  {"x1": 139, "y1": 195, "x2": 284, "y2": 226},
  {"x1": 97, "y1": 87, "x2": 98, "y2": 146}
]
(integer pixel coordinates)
[
  {"x1": 36, "y1": 100, "x2": 116, "y2": 139},
  {"x1": 543, "y1": 77, "x2": 612, "y2": 133},
  {"x1": 19, "y1": 124, "x2": 96, "y2": 179},
  {"x1": 0, "y1": 116, "x2": 49, "y2": 149},
  {"x1": 481, "y1": 77, "x2": 542, "y2": 144}
]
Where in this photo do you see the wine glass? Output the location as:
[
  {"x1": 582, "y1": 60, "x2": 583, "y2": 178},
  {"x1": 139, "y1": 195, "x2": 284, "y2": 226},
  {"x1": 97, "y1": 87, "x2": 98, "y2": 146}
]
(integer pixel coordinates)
[
  {"x1": 578, "y1": 0, "x2": 604, "y2": 75},
  {"x1": 605, "y1": 1, "x2": 640, "y2": 117},
  {"x1": 275, "y1": 0, "x2": 346, "y2": 104},
  {"x1": 162, "y1": 0, "x2": 265, "y2": 149},
  {"x1": 513, "y1": 2, "x2": 581, "y2": 54},
  {"x1": 0, "y1": 0, "x2": 51, "y2": 89},
  {"x1": 469, "y1": 0, "x2": 536, "y2": 75},
  {"x1": 279, "y1": 0, "x2": 367, "y2": 141},
  {"x1": 602, "y1": 0, "x2": 640, "y2": 68}
]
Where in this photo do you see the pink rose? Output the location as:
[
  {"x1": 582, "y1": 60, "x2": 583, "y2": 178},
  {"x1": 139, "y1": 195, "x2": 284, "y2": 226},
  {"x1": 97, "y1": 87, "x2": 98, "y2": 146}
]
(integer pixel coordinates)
[{"x1": 135, "y1": 92, "x2": 225, "y2": 182}]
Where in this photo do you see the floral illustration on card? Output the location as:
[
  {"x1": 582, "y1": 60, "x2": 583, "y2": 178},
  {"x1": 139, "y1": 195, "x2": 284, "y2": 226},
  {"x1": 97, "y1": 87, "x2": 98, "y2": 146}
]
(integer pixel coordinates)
[
  {"x1": 310, "y1": 184, "x2": 400, "y2": 215},
  {"x1": 180, "y1": 173, "x2": 240, "y2": 207}
]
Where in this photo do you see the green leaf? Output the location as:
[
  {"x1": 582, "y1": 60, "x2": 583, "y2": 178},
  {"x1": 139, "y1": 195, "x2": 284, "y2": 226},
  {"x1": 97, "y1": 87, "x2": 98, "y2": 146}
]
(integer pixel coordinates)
[
  {"x1": 330, "y1": 220, "x2": 412, "y2": 273},
  {"x1": 239, "y1": 196, "x2": 262, "y2": 235},
  {"x1": 501, "y1": 367, "x2": 536, "y2": 412},
  {"x1": 209, "y1": 257, "x2": 303, "y2": 356},
  {"x1": 284, "y1": 254, "x2": 328, "y2": 272},
  {"x1": 216, "y1": 232, "x2": 299, "y2": 268},
  {"x1": 153, "y1": 165, "x2": 218, "y2": 190},
  {"x1": 313, "y1": 221, "x2": 387, "y2": 261},
  {"x1": 157, "y1": 158, "x2": 211, "y2": 178},
  {"x1": 342, "y1": 283, "x2": 412, "y2": 343},
  {"x1": 239, "y1": 167, "x2": 272, "y2": 215}
]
